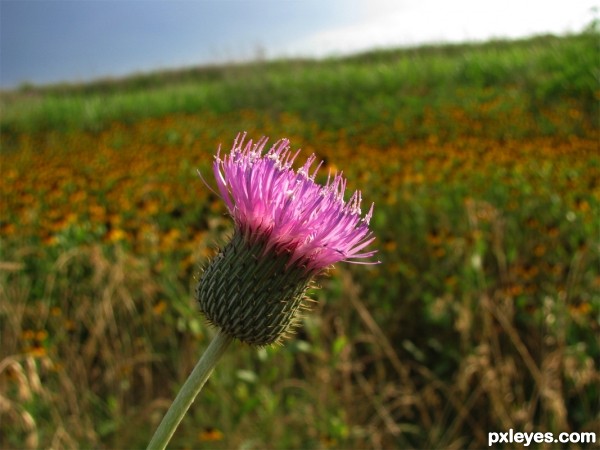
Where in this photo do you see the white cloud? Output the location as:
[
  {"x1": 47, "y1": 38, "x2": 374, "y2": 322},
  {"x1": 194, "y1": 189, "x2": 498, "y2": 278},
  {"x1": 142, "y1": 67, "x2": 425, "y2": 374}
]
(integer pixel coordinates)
[{"x1": 279, "y1": 0, "x2": 597, "y2": 58}]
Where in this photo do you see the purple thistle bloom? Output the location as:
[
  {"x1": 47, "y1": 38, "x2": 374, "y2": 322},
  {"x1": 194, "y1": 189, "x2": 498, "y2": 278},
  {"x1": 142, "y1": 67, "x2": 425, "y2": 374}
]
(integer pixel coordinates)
[
  {"x1": 196, "y1": 133, "x2": 378, "y2": 345},
  {"x1": 210, "y1": 132, "x2": 378, "y2": 274}
]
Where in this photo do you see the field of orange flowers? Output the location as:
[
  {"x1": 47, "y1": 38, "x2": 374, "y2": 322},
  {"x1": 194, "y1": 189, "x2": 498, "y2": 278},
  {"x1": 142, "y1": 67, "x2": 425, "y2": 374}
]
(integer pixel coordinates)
[{"x1": 1, "y1": 32, "x2": 599, "y2": 449}]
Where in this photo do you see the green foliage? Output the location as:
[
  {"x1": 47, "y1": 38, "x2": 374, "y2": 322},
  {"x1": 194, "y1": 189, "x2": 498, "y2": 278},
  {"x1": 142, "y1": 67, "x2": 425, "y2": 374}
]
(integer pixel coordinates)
[{"x1": 1, "y1": 32, "x2": 596, "y2": 138}]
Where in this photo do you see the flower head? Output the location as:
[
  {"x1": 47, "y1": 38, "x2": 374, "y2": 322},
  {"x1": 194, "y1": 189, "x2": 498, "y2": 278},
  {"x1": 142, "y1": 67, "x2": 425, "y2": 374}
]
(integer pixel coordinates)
[
  {"x1": 211, "y1": 133, "x2": 378, "y2": 274},
  {"x1": 196, "y1": 133, "x2": 378, "y2": 345}
]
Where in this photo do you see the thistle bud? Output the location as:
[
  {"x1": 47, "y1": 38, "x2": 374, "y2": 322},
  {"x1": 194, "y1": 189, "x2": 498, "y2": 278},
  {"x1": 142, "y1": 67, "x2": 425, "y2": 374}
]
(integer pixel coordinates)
[{"x1": 196, "y1": 231, "x2": 311, "y2": 345}]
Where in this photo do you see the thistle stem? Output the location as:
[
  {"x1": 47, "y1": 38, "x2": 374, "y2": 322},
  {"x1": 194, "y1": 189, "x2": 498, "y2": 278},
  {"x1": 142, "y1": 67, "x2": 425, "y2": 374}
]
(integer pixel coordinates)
[{"x1": 147, "y1": 330, "x2": 233, "y2": 450}]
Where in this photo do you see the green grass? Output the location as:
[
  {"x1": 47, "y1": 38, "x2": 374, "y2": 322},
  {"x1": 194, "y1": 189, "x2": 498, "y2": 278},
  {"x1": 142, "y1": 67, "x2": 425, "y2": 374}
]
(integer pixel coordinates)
[
  {"x1": 1, "y1": 29, "x2": 599, "y2": 449},
  {"x1": 1, "y1": 31, "x2": 597, "y2": 137}
]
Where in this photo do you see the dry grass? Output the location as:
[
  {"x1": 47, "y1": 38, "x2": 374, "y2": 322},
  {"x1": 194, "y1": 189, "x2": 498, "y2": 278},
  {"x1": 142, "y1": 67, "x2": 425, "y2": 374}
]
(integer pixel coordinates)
[{"x1": 1, "y1": 229, "x2": 598, "y2": 448}]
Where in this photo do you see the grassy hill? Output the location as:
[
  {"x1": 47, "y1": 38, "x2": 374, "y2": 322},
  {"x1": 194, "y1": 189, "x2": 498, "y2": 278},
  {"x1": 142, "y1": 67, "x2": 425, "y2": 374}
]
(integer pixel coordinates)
[
  {"x1": 1, "y1": 30, "x2": 598, "y2": 449},
  {"x1": 1, "y1": 31, "x2": 597, "y2": 136}
]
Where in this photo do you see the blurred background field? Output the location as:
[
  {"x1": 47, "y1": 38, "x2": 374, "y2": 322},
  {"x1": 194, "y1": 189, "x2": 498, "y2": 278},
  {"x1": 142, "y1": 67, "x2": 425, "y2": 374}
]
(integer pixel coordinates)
[{"x1": 1, "y1": 29, "x2": 599, "y2": 449}]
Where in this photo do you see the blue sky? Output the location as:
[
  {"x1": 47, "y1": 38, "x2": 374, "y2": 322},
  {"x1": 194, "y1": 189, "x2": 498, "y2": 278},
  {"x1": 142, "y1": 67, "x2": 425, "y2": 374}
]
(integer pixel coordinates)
[{"x1": 0, "y1": 0, "x2": 596, "y2": 89}]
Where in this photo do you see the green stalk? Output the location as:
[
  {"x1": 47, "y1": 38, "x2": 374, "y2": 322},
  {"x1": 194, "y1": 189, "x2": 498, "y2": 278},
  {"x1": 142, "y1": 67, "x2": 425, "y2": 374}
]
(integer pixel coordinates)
[{"x1": 147, "y1": 330, "x2": 233, "y2": 450}]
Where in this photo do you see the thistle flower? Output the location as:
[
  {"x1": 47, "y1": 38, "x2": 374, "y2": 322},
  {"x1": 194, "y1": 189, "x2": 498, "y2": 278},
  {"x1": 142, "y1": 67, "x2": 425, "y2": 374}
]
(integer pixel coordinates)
[
  {"x1": 196, "y1": 133, "x2": 378, "y2": 345},
  {"x1": 212, "y1": 133, "x2": 377, "y2": 272},
  {"x1": 148, "y1": 133, "x2": 378, "y2": 450}
]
